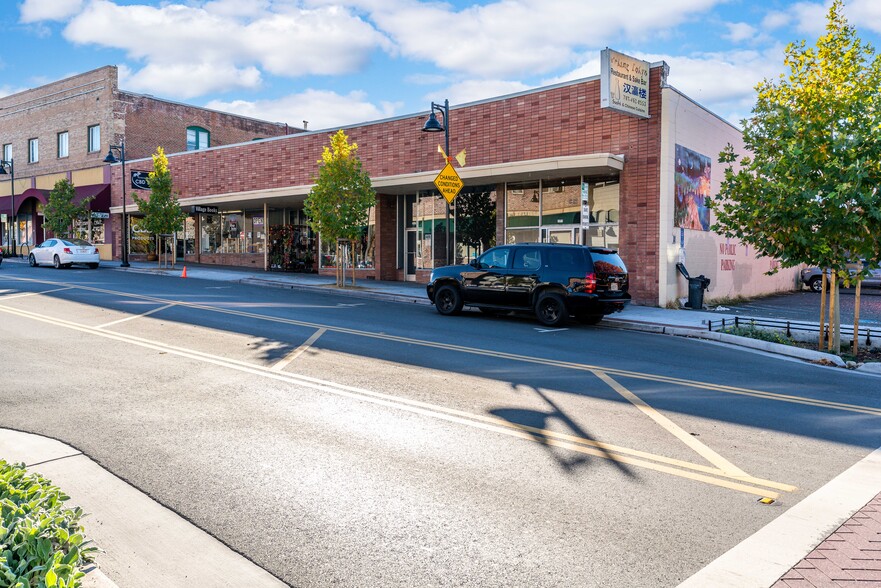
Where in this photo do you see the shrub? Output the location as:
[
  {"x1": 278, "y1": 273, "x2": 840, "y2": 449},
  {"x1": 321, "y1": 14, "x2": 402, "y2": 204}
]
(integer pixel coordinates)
[
  {"x1": 0, "y1": 460, "x2": 97, "y2": 588},
  {"x1": 721, "y1": 324, "x2": 794, "y2": 346}
]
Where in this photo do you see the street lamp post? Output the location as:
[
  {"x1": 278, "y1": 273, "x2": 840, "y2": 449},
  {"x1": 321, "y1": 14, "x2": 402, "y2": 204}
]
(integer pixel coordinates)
[
  {"x1": 103, "y1": 142, "x2": 130, "y2": 267},
  {"x1": 0, "y1": 159, "x2": 15, "y2": 257},
  {"x1": 421, "y1": 99, "x2": 452, "y2": 266}
]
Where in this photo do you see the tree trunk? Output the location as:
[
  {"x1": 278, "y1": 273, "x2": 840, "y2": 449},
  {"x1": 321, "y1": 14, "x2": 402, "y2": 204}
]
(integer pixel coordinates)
[
  {"x1": 336, "y1": 242, "x2": 342, "y2": 287},
  {"x1": 818, "y1": 273, "x2": 825, "y2": 348},
  {"x1": 830, "y1": 274, "x2": 841, "y2": 354},
  {"x1": 351, "y1": 244, "x2": 356, "y2": 288},
  {"x1": 854, "y1": 280, "x2": 861, "y2": 356}
]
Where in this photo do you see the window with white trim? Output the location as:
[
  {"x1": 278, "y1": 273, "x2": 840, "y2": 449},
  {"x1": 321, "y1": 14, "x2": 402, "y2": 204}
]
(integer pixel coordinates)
[
  {"x1": 58, "y1": 132, "x2": 69, "y2": 158},
  {"x1": 28, "y1": 138, "x2": 38, "y2": 163},
  {"x1": 87, "y1": 125, "x2": 100, "y2": 153}
]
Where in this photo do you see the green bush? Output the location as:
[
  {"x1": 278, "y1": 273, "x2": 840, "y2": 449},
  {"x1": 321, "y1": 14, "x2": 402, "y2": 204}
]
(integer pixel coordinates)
[
  {"x1": 721, "y1": 324, "x2": 795, "y2": 346},
  {"x1": 0, "y1": 460, "x2": 97, "y2": 588}
]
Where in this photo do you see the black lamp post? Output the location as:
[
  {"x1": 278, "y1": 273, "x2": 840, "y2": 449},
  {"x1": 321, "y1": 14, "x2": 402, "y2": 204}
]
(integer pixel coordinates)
[
  {"x1": 0, "y1": 159, "x2": 15, "y2": 258},
  {"x1": 421, "y1": 99, "x2": 452, "y2": 266},
  {"x1": 103, "y1": 142, "x2": 130, "y2": 267}
]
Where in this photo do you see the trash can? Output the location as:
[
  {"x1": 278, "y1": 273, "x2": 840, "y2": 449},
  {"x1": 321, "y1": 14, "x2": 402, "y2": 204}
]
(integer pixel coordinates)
[
  {"x1": 676, "y1": 263, "x2": 711, "y2": 310},
  {"x1": 687, "y1": 275, "x2": 711, "y2": 309}
]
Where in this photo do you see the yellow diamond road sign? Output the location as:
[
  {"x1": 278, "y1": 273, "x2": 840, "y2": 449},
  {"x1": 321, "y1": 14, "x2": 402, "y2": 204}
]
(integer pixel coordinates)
[{"x1": 434, "y1": 163, "x2": 463, "y2": 204}]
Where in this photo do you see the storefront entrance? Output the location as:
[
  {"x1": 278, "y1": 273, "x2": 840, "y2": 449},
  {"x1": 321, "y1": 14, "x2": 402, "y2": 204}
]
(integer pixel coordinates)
[{"x1": 542, "y1": 226, "x2": 580, "y2": 244}]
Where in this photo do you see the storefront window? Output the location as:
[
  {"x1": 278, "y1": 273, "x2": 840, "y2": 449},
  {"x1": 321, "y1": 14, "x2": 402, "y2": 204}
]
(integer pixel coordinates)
[
  {"x1": 200, "y1": 214, "x2": 222, "y2": 253},
  {"x1": 505, "y1": 181, "x2": 539, "y2": 230},
  {"x1": 541, "y1": 178, "x2": 581, "y2": 226},
  {"x1": 318, "y1": 207, "x2": 376, "y2": 269},
  {"x1": 17, "y1": 214, "x2": 34, "y2": 246},
  {"x1": 584, "y1": 181, "x2": 620, "y2": 249},
  {"x1": 73, "y1": 215, "x2": 106, "y2": 244},
  {"x1": 129, "y1": 217, "x2": 153, "y2": 254},
  {"x1": 504, "y1": 178, "x2": 620, "y2": 248}
]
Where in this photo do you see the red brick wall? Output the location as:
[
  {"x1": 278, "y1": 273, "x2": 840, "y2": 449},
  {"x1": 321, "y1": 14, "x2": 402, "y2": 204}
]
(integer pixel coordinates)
[
  {"x1": 0, "y1": 66, "x2": 117, "y2": 177},
  {"x1": 119, "y1": 94, "x2": 293, "y2": 162},
  {"x1": 110, "y1": 68, "x2": 665, "y2": 302}
]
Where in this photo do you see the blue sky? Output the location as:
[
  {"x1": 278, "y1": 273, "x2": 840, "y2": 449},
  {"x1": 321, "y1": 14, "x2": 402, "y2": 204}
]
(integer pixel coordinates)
[{"x1": 2, "y1": 0, "x2": 880, "y2": 130}]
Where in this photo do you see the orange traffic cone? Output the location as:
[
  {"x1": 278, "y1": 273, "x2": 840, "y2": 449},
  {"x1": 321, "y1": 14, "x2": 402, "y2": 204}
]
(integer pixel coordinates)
[{"x1": 181, "y1": 266, "x2": 188, "y2": 278}]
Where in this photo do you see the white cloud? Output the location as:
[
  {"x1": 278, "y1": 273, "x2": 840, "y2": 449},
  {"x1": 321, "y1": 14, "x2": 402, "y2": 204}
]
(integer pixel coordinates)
[
  {"x1": 849, "y1": 0, "x2": 881, "y2": 35},
  {"x1": 120, "y1": 62, "x2": 263, "y2": 98},
  {"x1": 19, "y1": 0, "x2": 83, "y2": 23},
  {"x1": 368, "y1": 0, "x2": 726, "y2": 78},
  {"x1": 59, "y1": 0, "x2": 391, "y2": 97},
  {"x1": 789, "y1": 2, "x2": 830, "y2": 37},
  {"x1": 724, "y1": 22, "x2": 758, "y2": 43},
  {"x1": 761, "y1": 11, "x2": 791, "y2": 31},
  {"x1": 430, "y1": 79, "x2": 533, "y2": 106},
  {"x1": 206, "y1": 89, "x2": 403, "y2": 129}
]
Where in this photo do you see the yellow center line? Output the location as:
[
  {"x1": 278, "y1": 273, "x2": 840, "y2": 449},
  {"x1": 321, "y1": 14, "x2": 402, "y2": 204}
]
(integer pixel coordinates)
[
  {"x1": 0, "y1": 301, "x2": 793, "y2": 498},
  {"x1": 593, "y1": 370, "x2": 750, "y2": 479},
  {"x1": 272, "y1": 328, "x2": 326, "y2": 371}
]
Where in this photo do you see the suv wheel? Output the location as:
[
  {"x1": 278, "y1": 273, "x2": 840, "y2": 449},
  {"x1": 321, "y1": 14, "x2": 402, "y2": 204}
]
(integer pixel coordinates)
[
  {"x1": 808, "y1": 276, "x2": 822, "y2": 292},
  {"x1": 535, "y1": 292, "x2": 567, "y2": 326},
  {"x1": 434, "y1": 284, "x2": 464, "y2": 316}
]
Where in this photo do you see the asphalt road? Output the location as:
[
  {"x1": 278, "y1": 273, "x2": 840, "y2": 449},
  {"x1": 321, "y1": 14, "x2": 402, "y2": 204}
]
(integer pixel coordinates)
[
  {"x1": 2, "y1": 263, "x2": 880, "y2": 587},
  {"x1": 717, "y1": 285, "x2": 881, "y2": 328}
]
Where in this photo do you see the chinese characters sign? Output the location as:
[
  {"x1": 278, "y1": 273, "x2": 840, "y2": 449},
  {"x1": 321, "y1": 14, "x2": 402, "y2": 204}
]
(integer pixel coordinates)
[{"x1": 600, "y1": 48, "x2": 650, "y2": 119}]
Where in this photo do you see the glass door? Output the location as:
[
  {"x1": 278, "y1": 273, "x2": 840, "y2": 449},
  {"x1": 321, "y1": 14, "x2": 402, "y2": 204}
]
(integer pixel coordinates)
[{"x1": 542, "y1": 226, "x2": 580, "y2": 244}]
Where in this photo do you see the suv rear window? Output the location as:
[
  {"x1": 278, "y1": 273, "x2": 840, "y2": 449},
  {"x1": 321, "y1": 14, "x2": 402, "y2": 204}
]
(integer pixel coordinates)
[{"x1": 589, "y1": 249, "x2": 627, "y2": 274}]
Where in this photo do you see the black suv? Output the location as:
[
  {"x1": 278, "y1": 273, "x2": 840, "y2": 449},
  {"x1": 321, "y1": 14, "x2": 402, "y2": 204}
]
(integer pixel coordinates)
[{"x1": 426, "y1": 243, "x2": 630, "y2": 326}]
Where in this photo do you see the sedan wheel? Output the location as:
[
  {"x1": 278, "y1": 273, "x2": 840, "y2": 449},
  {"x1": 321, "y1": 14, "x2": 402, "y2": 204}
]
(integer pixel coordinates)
[
  {"x1": 53, "y1": 255, "x2": 62, "y2": 269},
  {"x1": 434, "y1": 285, "x2": 464, "y2": 316},
  {"x1": 28, "y1": 254, "x2": 38, "y2": 267},
  {"x1": 535, "y1": 292, "x2": 567, "y2": 327}
]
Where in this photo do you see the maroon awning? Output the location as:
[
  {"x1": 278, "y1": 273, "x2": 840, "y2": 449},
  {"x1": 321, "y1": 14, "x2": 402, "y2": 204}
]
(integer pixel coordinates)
[
  {"x1": 14, "y1": 188, "x2": 50, "y2": 214},
  {"x1": 0, "y1": 184, "x2": 109, "y2": 216},
  {"x1": 75, "y1": 184, "x2": 110, "y2": 210}
]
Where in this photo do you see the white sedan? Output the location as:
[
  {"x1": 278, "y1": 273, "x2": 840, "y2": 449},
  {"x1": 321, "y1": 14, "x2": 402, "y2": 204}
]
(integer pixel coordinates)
[{"x1": 29, "y1": 238, "x2": 100, "y2": 269}]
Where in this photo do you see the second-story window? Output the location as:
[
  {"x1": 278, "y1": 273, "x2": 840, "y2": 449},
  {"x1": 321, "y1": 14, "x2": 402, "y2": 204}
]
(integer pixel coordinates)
[
  {"x1": 58, "y1": 132, "x2": 69, "y2": 158},
  {"x1": 88, "y1": 125, "x2": 100, "y2": 153},
  {"x1": 28, "y1": 138, "x2": 39, "y2": 163},
  {"x1": 2, "y1": 144, "x2": 10, "y2": 162},
  {"x1": 186, "y1": 126, "x2": 210, "y2": 151}
]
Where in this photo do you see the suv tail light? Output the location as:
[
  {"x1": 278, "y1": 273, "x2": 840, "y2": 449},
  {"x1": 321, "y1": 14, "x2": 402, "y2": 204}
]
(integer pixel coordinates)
[{"x1": 584, "y1": 272, "x2": 597, "y2": 294}]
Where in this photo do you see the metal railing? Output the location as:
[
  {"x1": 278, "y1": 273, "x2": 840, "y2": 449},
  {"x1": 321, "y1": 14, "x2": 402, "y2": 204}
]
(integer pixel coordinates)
[{"x1": 707, "y1": 316, "x2": 875, "y2": 347}]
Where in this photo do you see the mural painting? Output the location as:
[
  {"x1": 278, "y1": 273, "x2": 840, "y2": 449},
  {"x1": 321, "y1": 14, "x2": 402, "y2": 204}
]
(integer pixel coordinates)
[{"x1": 674, "y1": 144, "x2": 712, "y2": 231}]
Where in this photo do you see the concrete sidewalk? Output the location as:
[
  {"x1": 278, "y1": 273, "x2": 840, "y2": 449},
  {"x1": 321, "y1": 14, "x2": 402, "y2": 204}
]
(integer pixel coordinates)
[{"x1": 3, "y1": 257, "x2": 881, "y2": 587}]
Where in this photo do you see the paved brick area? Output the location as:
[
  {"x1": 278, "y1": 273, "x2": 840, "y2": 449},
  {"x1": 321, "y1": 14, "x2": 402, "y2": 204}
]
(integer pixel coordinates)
[{"x1": 774, "y1": 492, "x2": 881, "y2": 587}]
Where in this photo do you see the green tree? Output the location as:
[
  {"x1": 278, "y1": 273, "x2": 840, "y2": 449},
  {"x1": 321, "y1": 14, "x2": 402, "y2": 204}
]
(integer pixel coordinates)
[
  {"x1": 132, "y1": 146, "x2": 187, "y2": 267},
  {"x1": 42, "y1": 179, "x2": 92, "y2": 239},
  {"x1": 456, "y1": 189, "x2": 496, "y2": 256},
  {"x1": 304, "y1": 130, "x2": 376, "y2": 286},
  {"x1": 711, "y1": 0, "x2": 881, "y2": 354}
]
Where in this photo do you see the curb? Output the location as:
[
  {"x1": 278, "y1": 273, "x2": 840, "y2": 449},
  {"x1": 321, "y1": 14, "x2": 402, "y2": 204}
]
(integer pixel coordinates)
[
  {"x1": 239, "y1": 277, "x2": 433, "y2": 306},
  {"x1": 604, "y1": 318, "x2": 849, "y2": 367}
]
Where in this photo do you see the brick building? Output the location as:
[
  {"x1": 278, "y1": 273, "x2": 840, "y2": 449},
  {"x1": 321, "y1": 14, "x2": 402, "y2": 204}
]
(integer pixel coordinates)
[
  {"x1": 103, "y1": 56, "x2": 798, "y2": 306},
  {"x1": 0, "y1": 65, "x2": 294, "y2": 258}
]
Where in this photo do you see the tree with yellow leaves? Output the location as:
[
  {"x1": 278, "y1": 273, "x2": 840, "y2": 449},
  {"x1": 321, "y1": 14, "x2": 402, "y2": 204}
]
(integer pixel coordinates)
[
  {"x1": 132, "y1": 147, "x2": 187, "y2": 268},
  {"x1": 712, "y1": 0, "x2": 881, "y2": 354},
  {"x1": 304, "y1": 130, "x2": 376, "y2": 287}
]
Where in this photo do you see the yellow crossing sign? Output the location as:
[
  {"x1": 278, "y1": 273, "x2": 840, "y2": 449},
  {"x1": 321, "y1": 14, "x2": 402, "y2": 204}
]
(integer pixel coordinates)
[{"x1": 434, "y1": 163, "x2": 463, "y2": 204}]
